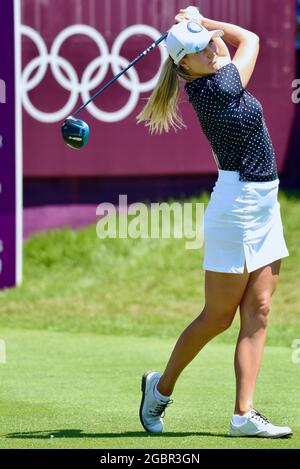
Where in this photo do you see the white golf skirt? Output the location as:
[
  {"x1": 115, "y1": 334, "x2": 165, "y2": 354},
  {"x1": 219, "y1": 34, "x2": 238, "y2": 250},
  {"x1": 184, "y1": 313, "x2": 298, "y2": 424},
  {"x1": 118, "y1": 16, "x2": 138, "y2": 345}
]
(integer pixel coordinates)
[{"x1": 203, "y1": 170, "x2": 289, "y2": 274}]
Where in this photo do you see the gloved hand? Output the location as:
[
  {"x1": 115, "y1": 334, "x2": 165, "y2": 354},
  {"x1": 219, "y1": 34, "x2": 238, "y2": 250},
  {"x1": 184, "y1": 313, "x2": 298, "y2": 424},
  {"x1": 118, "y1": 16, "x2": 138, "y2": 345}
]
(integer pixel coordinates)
[
  {"x1": 185, "y1": 6, "x2": 204, "y2": 20},
  {"x1": 175, "y1": 6, "x2": 204, "y2": 24}
]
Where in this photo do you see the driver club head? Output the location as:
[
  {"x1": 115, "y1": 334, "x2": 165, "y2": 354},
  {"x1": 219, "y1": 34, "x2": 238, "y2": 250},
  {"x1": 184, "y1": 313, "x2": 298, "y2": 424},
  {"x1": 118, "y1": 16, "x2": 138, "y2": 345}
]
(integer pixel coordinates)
[{"x1": 61, "y1": 116, "x2": 90, "y2": 150}]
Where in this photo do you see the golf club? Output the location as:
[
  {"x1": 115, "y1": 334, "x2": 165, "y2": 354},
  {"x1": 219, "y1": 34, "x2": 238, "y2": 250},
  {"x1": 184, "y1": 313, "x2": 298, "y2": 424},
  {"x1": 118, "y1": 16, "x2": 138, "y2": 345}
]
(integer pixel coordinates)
[{"x1": 61, "y1": 32, "x2": 168, "y2": 150}]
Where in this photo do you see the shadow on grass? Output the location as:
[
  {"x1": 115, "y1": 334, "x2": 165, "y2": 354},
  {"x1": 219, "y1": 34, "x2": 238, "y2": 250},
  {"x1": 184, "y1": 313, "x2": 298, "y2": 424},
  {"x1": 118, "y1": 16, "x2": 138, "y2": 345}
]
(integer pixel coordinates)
[{"x1": 4, "y1": 429, "x2": 231, "y2": 439}]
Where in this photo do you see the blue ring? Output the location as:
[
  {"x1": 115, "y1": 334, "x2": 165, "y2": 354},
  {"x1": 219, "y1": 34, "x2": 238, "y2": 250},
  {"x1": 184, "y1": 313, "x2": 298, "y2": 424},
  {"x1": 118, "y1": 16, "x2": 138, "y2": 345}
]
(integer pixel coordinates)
[{"x1": 187, "y1": 21, "x2": 203, "y2": 33}]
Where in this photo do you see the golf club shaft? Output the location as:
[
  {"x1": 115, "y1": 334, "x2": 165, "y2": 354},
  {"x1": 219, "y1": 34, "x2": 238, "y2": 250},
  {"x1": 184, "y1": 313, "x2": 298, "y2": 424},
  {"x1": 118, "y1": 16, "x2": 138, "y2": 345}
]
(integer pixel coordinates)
[{"x1": 72, "y1": 32, "x2": 168, "y2": 118}]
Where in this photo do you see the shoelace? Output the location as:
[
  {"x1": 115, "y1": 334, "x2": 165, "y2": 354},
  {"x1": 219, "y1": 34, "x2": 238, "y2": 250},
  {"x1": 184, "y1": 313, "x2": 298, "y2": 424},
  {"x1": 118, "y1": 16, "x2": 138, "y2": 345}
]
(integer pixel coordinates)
[
  {"x1": 251, "y1": 410, "x2": 270, "y2": 426},
  {"x1": 150, "y1": 399, "x2": 174, "y2": 417}
]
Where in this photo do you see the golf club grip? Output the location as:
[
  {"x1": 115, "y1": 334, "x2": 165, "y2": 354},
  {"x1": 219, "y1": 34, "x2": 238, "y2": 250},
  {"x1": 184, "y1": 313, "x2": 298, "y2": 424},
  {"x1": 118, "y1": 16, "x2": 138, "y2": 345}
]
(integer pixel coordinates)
[{"x1": 72, "y1": 32, "x2": 168, "y2": 118}]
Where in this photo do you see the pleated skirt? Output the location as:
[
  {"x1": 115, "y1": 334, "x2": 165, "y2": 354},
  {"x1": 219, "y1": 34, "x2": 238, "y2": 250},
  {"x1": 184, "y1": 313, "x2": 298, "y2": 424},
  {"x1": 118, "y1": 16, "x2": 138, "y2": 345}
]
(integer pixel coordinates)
[{"x1": 203, "y1": 170, "x2": 289, "y2": 274}]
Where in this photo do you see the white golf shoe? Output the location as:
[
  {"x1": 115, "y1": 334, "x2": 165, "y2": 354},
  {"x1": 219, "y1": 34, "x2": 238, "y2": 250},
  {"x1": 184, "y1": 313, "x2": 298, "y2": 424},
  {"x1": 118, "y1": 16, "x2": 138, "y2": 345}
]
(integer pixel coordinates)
[
  {"x1": 230, "y1": 409, "x2": 293, "y2": 438},
  {"x1": 139, "y1": 371, "x2": 173, "y2": 433}
]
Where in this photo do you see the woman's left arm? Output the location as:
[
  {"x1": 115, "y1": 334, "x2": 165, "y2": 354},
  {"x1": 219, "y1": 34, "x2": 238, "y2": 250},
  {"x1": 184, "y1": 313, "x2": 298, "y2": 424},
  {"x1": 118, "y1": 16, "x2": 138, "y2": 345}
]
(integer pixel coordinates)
[
  {"x1": 201, "y1": 17, "x2": 260, "y2": 88},
  {"x1": 175, "y1": 9, "x2": 231, "y2": 61},
  {"x1": 175, "y1": 9, "x2": 231, "y2": 65},
  {"x1": 174, "y1": 9, "x2": 259, "y2": 87}
]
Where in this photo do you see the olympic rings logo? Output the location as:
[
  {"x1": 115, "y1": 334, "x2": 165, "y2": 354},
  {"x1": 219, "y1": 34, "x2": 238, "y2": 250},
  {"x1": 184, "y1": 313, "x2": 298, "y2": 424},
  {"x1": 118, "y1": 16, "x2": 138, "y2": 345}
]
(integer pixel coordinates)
[{"x1": 21, "y1": 24, "x2": 168, "y2": 123}]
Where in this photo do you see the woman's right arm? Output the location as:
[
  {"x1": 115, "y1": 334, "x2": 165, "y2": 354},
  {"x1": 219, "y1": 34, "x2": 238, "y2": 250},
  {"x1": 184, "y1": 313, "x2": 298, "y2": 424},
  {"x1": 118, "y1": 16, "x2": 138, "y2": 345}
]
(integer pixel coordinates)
[
  {"x1": 174, "y1": 9, "x2": 259, "y2": 88},
  {"x1": 201, "y1": 17, "x2": 260, "y2": 88}
]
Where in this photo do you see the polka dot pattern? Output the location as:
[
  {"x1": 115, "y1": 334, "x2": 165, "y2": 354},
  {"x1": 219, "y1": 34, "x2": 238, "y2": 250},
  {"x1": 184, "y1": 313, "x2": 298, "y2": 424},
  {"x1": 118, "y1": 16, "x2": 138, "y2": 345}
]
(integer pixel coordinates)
[{"x1": 185, "y1": 63, "x2": 278, "y2": 182}]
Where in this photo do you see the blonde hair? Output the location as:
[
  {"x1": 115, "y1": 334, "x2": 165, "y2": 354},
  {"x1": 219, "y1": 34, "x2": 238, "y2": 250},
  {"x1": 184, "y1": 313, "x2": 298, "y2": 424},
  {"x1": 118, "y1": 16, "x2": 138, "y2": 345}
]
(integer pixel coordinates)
[{"x1": 136, "y1": 56, "x2": 197, "y2": 135}]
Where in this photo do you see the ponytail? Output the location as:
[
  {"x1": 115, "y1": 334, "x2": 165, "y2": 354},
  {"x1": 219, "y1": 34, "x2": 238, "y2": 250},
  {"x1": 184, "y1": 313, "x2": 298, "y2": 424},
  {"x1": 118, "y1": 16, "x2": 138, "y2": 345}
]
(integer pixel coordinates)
[{"x1": 136, "y1": 56, "x2": 195, "y2": 135}]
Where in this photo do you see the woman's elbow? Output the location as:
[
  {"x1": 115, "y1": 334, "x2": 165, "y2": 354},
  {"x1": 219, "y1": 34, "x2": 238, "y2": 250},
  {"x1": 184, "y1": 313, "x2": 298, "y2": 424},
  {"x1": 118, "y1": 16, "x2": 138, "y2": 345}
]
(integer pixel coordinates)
[
  {"x1": 240, "y1": 31, "x2": 260, "y2": 47},
  {"x1": 253, "y1": 34, "x2": 260, "y2": 52},
  {"x1": 243, "y1": 32, "x2": 260, "y2": 50},
  {"x1": 250, "y1": 32, "x2": 260, "y2": 43}
]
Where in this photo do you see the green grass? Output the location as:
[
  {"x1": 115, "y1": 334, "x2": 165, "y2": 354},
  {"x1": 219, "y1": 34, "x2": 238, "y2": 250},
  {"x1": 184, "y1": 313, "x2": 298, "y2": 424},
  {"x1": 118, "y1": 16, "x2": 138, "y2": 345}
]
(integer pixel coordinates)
[
  {"x1": 0, "y1": 329, "x2": 299, "y2": 449},
  {"x1": 0, "y1": 191, "x2": 300, "y2": 345},
  {"x1": 0, "y1": 190, "x2": 300, "y2": 448}
]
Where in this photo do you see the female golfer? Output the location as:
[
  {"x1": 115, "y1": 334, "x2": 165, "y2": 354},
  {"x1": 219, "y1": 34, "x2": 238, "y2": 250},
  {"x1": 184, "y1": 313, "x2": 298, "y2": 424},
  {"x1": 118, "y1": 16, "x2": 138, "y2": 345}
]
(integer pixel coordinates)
[{"x1": 138, "y1": 8, "x2": 292, "y2": 438}]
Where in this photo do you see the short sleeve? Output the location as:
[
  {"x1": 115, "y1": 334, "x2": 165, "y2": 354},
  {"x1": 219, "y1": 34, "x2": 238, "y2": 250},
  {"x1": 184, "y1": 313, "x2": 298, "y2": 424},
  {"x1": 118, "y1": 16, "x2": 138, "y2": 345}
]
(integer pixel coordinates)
[
  {"x1": 185, "y1": 62, "x2": 244, "y2": 106},
  {"x1": 208, "y1": 62, "x2": 244, "y2": 102}
]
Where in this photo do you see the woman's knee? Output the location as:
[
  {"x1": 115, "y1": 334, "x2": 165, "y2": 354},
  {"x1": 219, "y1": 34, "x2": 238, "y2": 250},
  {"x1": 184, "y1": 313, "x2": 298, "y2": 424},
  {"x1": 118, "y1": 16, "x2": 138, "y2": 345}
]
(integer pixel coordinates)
[
  {"x1": 255, "y1": 301, "x2": 271, "y2": 328},
  {"x1": 217, "y1": 315, "x2": 235, "y2": 332},
  {"x1": 241, "y1": 298, "x2": 271, "y2": 329},
  {"x1": 199, "y1": 306, "x2": 236, "y2": 333}
]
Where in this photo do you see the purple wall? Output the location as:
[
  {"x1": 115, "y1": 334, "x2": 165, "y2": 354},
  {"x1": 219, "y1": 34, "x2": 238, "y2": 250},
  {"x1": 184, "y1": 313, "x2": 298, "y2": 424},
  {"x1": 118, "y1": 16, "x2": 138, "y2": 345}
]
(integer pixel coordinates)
[
  {"x1": 0, "y1": 0, "x2": 17, "y2": 288},
  {"x1": 21, "y1": 0, "x2": 296, "y2": 178}
]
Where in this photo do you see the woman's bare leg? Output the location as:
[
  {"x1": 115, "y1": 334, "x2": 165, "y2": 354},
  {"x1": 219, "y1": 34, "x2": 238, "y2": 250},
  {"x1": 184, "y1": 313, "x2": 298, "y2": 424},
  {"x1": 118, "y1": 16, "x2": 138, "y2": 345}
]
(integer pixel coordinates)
[
  {"x1": 234, "y1": 260, "x2": 281, "y2": 415},
  {"x1": 157, "y1": 268, "x2": 250, "y2": 397}
]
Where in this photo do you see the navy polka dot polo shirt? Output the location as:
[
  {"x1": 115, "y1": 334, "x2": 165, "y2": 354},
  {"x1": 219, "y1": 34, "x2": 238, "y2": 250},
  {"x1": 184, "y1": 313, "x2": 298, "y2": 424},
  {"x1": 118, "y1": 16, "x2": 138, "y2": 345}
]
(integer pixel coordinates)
[{"x1": 185, "y1": 62, "x2": 278, "y2": 182}]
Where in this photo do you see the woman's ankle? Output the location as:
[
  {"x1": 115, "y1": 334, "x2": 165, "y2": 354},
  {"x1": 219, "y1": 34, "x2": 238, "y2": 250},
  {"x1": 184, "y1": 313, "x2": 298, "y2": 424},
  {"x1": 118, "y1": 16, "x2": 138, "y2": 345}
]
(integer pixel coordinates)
[
  {"x1": 234, "y1": 405, "x2": 254, "y2": 416},
  {"x1": 156, "y1": 377, "x2": 173, "y2": 397}
]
